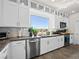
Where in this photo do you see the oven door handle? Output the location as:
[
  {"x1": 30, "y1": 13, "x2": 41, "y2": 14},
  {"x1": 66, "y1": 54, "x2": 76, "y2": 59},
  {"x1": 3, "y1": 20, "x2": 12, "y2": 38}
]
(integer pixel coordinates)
[{"x1": 29, "y1": 41, "x2": 37, "y2": 43}]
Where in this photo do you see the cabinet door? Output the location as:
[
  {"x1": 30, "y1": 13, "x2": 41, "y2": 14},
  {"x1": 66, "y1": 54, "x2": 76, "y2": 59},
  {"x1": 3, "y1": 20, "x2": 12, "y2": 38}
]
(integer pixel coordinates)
[
  {"x1": 0, "y1": 0, "x2": 3, "y2": 27},
  {"x1": 47, "y1": 37, "x2": 54, "y2": 52},
  {"x1": 19, "y1": 7, "x2": 29, "y2": 27},
  {"x1": 51, "y1": 37, "x2": 57, "y2": 50},
  {"x1": 3, "y1": 0, "x2": 18, "y2": 27},
  {"x1": 19, "y1": 0, "x2": 29, "y2": 27},
  {"x1": 10, "y1": 41, "x2": 25, "y2": 59},
  {"x1": 55, "y1": 36, "x2": 61, "y2": 49},
  {"x1": 57, "y1": 36, "x2": 64, "y2": 48},
  {"x1": 59, "y1": 36, "x2": 64, "y2": 47},
  {"x1": 70, "y1": 35, "x2": 73, "y2": 44},
  {"x1": 40, "y1": 38, "x2": 47, "y2": 55},
  {"x1": 0, "y1": 54, "x2": 3, "y2": 59}
]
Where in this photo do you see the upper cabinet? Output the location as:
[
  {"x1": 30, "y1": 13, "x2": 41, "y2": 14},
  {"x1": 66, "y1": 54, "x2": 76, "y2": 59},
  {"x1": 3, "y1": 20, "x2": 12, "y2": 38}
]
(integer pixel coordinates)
[
  {"x1": 3, "y1": 0, "x2": 19, "y2": 27},
  {"x1": 19, "y1": 0, "x2": 30, "y2": 27},
  {"x1": 19, "y1": 7, "x2": 29, "y2": 27},
  {"x1": 0, "y1": 0, "x2": 30, "y2": 27},
  {"x1": 0, "y1": 0, "x2": 4, "y2": 26}
]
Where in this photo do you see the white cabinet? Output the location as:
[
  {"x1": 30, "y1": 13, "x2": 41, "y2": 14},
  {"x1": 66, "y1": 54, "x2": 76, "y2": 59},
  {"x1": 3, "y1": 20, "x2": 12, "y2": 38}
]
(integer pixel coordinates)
[
  {"x1": 56, "y1": 36, "x2": 64, "y2": 48},
  {"x1": 40, "y1": 37, "x2": 54, "y2": 55},
  {"x1": 40, "y1": 36, "x2": 64, "y2": 55},
  {"x1": 53, "y1": 37, "x2": 59, "y2": 49},
  {"x1": 40, "y1": 37, "x2": 57, "y2": 55},
  {"x1": 3, "y1": 0, "x2": 19, "y2": 27},
  {"x1": 47, "y1": 37, "x2": 55, "y2": 52},
  {"x1": 19, "y1": 0, "x2": 30, "y2": 27},
  {"x1": 40, "y1": 38, "x2": 48, "y2": 55},
  {"x1": 0, "y1": 0, "x2": 4, "y2": 26},
  {"x1": 70, "y1": 35, "x2": 73, "y2": 44},
  {"x1": 10, "y1": 40, "x2": 25, "y2": 59},
  {"x1": 59, "y1": 36, "x2": 64, "y2": 47},
  {"x1": 19, "y1": 7, "x2": 29, "y2": 27},
  {"x1": 0, "y1": 0, "x2": 30, "y2": 27},
  {"x1": 0, "y1": 44, "x2": 9, "y2": 59},
  {"x1": 48, "y1": 36, "x2": 64, "y2": 51},
  {"x1": 0, "y1": 54, "x2": 3, "y2": 59},
  {"x1": 47, "y1": 38, "x2": 53, "y2": 52}
]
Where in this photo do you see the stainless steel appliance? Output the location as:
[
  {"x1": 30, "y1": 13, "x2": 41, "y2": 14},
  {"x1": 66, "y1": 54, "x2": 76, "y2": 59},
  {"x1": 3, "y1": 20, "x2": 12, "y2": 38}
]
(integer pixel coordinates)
[
  {"x1": 26, "y1": 38, "x2": 40, "y2": 59},
  {"x1": 64, "y1": 34, "x2": 70, "y2": 46},
  {"x1": 60, "y1": 22, "x2": 67, "y2": 28}
]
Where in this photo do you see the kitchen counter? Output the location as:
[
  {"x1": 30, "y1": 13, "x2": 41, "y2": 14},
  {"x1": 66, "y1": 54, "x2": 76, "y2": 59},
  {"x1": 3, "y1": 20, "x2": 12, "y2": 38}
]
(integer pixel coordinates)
[
  {"x1": 0, "y1": 39, "x2": 9, "y2": 52},
  {"x1": 0, "y1": 33, "x2": 70, "y2": 52},
  {"x1": 9, "y1": 34, "x2": 68, "y2": 41}
]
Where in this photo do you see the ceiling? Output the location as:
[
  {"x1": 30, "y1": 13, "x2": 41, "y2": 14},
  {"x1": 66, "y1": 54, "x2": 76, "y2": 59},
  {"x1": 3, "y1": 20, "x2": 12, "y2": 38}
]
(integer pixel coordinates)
[
  {"x1": 34, "y1": 0, "x2": 79, "y2": 8},
  {"x1": 34, "y1": 0, "x2": 79, "y2": 16}
]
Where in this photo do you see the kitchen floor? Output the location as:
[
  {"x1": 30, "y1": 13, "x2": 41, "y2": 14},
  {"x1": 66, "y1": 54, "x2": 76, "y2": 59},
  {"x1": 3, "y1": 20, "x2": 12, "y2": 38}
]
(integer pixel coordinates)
[{"x1": 32, "y1": 45, "x2": 79, "y2": 59}]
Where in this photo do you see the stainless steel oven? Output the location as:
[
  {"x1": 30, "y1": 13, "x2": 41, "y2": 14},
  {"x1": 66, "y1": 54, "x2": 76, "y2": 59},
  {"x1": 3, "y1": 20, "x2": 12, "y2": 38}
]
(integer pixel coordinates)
[{"x1": 26, "y1": 38, "x2": 40, "y2": 59}]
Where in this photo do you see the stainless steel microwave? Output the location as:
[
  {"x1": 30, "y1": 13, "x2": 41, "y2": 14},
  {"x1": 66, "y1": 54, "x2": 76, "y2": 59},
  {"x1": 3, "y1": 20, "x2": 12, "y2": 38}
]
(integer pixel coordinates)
[{"x1": 60, "y1": 22, "x2": 67, "y2": 28}]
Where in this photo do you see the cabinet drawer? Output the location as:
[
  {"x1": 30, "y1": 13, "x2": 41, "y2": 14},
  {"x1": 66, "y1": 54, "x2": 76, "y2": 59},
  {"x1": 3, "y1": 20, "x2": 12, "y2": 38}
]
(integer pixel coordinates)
[{"x1": 11, "y1": 40, "x2": 25, "y2": 46}]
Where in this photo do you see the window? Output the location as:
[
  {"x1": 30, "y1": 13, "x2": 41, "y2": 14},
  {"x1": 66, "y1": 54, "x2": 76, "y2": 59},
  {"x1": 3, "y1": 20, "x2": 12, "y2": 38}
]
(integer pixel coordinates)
[
  {"x1": 38, "y1": 4, "x2": 44, "y2": 10},
  {"x1": 24, "y1": 0, "x2": 28, "y2": 6},
  {"x1": 45, "y1": 7, "x2": 50, "y2": 13},
  {"x1": 20, "y1": 0, "x2": 28, "y2": 6},
  {"x1": 31, "y1": 15, "x2": 48, "y2": 29},
  {"x1": 31, "y1": 2, "x2": 37, "y2": 9}
]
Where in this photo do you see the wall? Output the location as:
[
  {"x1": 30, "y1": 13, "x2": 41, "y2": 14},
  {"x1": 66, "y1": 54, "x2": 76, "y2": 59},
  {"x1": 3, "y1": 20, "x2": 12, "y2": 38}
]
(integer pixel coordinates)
[
  {"x1": 69, "y1": 13, "x2": 79, "y2": 44},
  {"x1": 30, "y1": 8, "x2": 56, "y2": 31}
]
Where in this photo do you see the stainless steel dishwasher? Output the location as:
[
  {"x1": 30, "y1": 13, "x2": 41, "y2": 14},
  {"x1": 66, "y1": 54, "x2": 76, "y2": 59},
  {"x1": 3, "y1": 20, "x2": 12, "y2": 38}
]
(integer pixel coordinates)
[{"x1": 26, "y1": 38, "x2": 40, "y2": 59}]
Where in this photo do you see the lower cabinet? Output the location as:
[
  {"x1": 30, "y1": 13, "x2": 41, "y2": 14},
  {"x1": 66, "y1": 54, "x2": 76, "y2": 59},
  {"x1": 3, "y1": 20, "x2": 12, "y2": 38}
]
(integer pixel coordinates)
[
  {"x1": 47, "y1": 37, "x2": 56, "y2": 52},
  {"x1": 0, "y1": 54, "x2": 3, "y2": 59},
  {"x1": 0, "y1": 44, "x2": 9, "y2": 59},
  {"x1": 40, "y1": 38, "x2": 48, "y2": 55},
  {"x1": 10, "y1": 40, "x2": 25, "y2": 59},
  {"x1": 40, "y1": 36, "x2": 64, "y2": 55},
  {"x1": 70, "y1": 35, "x2": 73, "y2": 44},
  {"x1": 56, "y1": 36, "x2": 64, "y2": 48},
  {"x1": 40, "y1": 37, "x2": 57, "y2": 55}
]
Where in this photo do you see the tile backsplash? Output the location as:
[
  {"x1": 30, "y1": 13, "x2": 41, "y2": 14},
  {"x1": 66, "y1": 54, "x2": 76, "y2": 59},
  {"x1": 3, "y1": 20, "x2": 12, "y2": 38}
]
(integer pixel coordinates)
[{"x1": 0, "y1": 27, "x2": 29, "y2": 37}]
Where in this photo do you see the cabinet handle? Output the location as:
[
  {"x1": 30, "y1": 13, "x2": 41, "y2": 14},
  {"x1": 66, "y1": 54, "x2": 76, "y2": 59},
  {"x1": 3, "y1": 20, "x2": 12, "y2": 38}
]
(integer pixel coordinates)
[
  {"x1": 16, "y1": 42, "x2": 23, "y2": 44},
  {"x1": 29, "y1": 40, "x2": 37, "y2": 43},
  {"x1": 47, "y1": 41, "x2": 49, "y2": 44},
  {"x1": 58, "y1": 39, "x2": 60, "y2": 42},
  {"x1": 24, "y1": 46, "x2": 26, "y2": 50},
  {"x1": 17, "y1": 21, "x2": 20, "y2": 26},
  {"x1": 61, "y1": 38, "x2": 63, "y2": 41}
]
